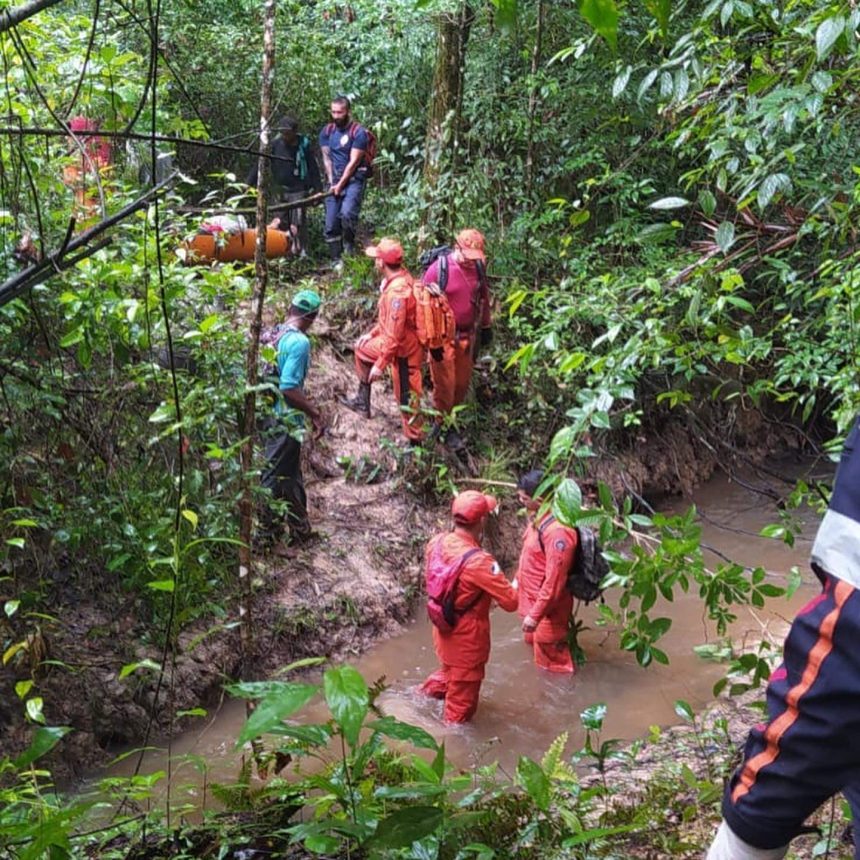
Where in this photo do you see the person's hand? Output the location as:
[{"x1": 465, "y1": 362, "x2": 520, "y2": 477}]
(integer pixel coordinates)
[
  {"x1": 511, "y1": 577, "x2": 518, "y2": 591},
  {"x1": 368, "y1": 365, "x2": 383, "y2": 383},
  {"x1": 331, "y1": 182, "x2": 344, "y2": 197},
  {"x1": 522, "y1": 615, "x2": 537, "y2": 632}
]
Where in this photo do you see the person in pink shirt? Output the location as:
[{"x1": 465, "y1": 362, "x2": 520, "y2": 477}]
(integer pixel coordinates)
[{"x1": 422, "y1": 228, "x2": 492, "y2": 451}]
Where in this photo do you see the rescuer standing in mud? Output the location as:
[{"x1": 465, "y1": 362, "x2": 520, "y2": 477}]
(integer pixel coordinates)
[
  {"x1": 514, "y1": 470, "x2": 578, "y2": 674},
  {"x1": 419, "y1": 491, "x2": 518, "y2": 723}
]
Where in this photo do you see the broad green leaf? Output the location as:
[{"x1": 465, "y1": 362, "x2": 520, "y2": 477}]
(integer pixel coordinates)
[
  {"x1": 549, "y1": 426, "x2": 576, "y2": 464},
  {"x1": 59, "y1": 327, "x2": 84, "y2": 348},
  {"x1": 323, "y1": 666, "x2": 368, "y2": 747},
  {"x1": 715, "y1": 221, "x2": 735, "y2": 253},
  {"x1": 698, "y1": 189, "x2": 717, "y2": 218},
  {"x1": 579, "y1": 0, "x2": 618, "y2": 49},
  {"x1": 553, "y1": 478, "x2": 582, "y2": 525},
  {"x1": 147, "y1": 578, "x2": 175, "y2": 592},
  {"x1": 648, "y1": 196, "x2": 690, "y2": 210},
  {"x1": 6, "y1": 537, "x2": 25, "y2": 549},
  {"x1": 199, "y1": 313, "x2": 220, "y2": 334},
  {"x1": 674, "y1": 699, "x2": 694, "y2": 721},
  {"x1": 757, "y1": 173, "x2": 790, "y2": 210},
  {"x1": 119, "y1": 658, "x2": 162, "y2": 680},
  {"x1": 644, "y1": 0, "x2": 671, "y2": 37},
  {"x1": 148, "y1": 402, "x2": 176, "y2": 423},
  {"x1": 16, "y1": 679, "x2": 34, "y2": 698},
  {"x1": 635, "y1": 222, "x2": 678, "y2": 244},
  {"x1": 26, "y1": 696, "x2": 45, "y2": 724},
  {"x1": 674, "y1": 68, "x2": 689, "y2": 101},
  {"x1": 13, "y1": 726, "x2": 72, "y2": 768},
  {"x1": 304, "y1": 834, "x2": 340, "y2": 854},
  {"x1": 368, "y1": 716, "x2": 438, "y2": 750},
  {"x1": 181, "y1": 509, "x2": 199, "y2": 529},
  {"x1": 816, "y1": 15, "x2": 844, "y2": 61},
  {"x1": 517, "y1": 756, "x2": 551, "y2": 811},
  {"x1": 368, "y1": 806, "x2": 444, "y2": 850},
  {"x1": 612, "y1": 65, "x2": 631, "y2": 98},
  {"x1": 5, "y1": 599, "x2": 20, "y2": 617},
  {"x1": 637, "y1": 68, "x2": 658, "y2": 101},
  {"x1": 236, "y1": 683, "x2": 318, "y2": 745},
  {"x1": 580, "y1": 702, "x2": 607, "y2": 730}
]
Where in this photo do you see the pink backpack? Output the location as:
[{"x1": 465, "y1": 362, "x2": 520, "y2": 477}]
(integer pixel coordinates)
[{"x1": 425, "y1": 538, "x2": 481, "y2": 633}]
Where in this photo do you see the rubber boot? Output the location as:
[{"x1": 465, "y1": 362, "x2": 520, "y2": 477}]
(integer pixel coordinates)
[{"x1": 339, "y1": 381, "x2": 371, "y2": 418}]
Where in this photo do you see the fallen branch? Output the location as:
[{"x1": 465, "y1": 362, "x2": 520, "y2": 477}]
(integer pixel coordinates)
[
  {"x1": 0, "y1": 171, "x2": 178, "y2": 307},
  {"x1": 176, "y1": 189, "x2": 331, "y2": 216}
]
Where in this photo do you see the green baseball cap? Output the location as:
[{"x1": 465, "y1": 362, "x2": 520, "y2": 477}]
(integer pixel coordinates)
[{"x1": 292, "y1": 289, "x2": 321, "y2": 314}]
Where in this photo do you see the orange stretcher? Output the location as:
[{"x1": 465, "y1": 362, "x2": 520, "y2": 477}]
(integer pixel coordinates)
[{"x1": 182, "y1": 228, "x2": 295, "y2": 263}]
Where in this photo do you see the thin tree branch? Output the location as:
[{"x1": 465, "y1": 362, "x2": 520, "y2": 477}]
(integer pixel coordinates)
[
  {"x1": 0, "y1": 172, "x2": 177, "y2": 307},
  {"x1": 0, "y1": 125, "x2": 298, "y2": 164},
  {"x1": 0, "y1": 0, "x2": 63, "y2": 33}
]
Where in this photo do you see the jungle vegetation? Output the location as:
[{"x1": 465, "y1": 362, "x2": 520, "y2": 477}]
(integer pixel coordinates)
[{"x1": 1, "y1": 0, "x2": 859, "y2": 856}]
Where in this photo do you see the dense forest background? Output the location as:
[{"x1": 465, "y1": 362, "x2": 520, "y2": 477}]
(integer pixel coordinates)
[{"x1": 1, "y1": 0, "x2": 859, "y2": 856}]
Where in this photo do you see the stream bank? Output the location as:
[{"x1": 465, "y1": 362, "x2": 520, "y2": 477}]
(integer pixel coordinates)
[{"x1": 0, "y1": 286, "x2": 824, "y2": 789}]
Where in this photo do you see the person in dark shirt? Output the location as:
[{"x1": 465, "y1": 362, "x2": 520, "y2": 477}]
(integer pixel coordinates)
[
  {"x1": 319, "y1": 96, "x2": 369, "y2": 266},
  {"x1": 247, "y1": 116, "x2": 321, "y2": 256}
]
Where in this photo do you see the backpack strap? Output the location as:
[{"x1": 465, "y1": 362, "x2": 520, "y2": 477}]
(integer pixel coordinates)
[
  {"x1": 473, "y1": 259, "x2": 489, "y2": 317},
  {"x1": 452, "y1": 547, "x2": 482, "y2": 617},
  {"x1": 536, "y1": 514, "x2": 556, "y2": 554},
  {"x1": 438, "y1": 253, "x2": 449, "y2": 292},
  {"x1": 296, "y1": 136, "x2": 309, "y2": 181}
]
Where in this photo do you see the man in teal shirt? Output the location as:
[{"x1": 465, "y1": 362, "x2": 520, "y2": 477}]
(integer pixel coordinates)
[{"x1": 260, "y1": 289, "x2": 324, "y2": 548}]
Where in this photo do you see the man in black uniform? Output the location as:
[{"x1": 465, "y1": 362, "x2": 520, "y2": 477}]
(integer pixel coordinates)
[{"x1": 247, "y1": 116, "x2": 321, "y2": 255}]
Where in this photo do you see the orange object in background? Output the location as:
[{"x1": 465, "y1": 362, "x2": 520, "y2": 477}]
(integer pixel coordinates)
[{"x1": 182, "y1": 228, "x2": 295, "y2": 263}]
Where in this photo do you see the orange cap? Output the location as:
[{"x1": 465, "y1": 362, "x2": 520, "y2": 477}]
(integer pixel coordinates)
[
  {"x1": 452, "y1": 491, "x2": 498, "y2": 524},
  {"x1": 365, "y1": 237, "x2": 404, "y2": 265},
  {"x1": 455, "y1": 228, "x2": 486, "y2": 262}
]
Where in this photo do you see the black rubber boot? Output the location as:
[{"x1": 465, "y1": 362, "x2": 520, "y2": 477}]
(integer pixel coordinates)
[{"x1": 339, "y1": 381, "x2": 371, "y2": 418}]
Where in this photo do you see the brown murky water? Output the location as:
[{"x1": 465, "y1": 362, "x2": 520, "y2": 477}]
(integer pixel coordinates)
[{"x1": 108, "y1": 464, "x2": 825, "y2": 801}]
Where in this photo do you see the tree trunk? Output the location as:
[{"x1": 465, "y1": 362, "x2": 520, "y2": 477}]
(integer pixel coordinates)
[
  {"x1": 525, "y1": 0, "x2": 545, "y2": 200},
  {"x1": 421, "y1": 2, "x2": 474, "y2": 245},
  {"x1": 238, "y1": 0, "x2": 276, "y2": 679}
]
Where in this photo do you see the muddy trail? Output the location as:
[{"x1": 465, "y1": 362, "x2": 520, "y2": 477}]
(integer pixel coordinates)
[{"x1": 0, "y1": 272, "x2": 814, "y2": 782}]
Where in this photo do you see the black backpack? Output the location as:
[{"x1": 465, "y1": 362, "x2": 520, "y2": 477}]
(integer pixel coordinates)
[
  {"x1": 418, "y1": 246, "x2": 489, "y2": 299},
  {"x1": 537, "y1": 516, "x2": 608, "y2": 603}
]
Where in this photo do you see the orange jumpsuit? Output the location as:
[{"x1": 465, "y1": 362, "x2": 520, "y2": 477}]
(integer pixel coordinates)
[
  {"x1": 63, "y1": 118, "x2": 112, "y2": 221},
  {"x1": 516, "y1": 514, "x2": 577, "y2": 673},
  {"x1": 422, "y1": 256, "x2": 491, "y2": 415},
  {"x1": 419, "y1": 531, "x2": 518, "y2": 722},
  {"x1": 355, "y1": 271, "x2": 424, "y2": 442}
]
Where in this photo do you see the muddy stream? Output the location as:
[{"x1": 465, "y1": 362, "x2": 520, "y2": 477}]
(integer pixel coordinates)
[{"x1": 106, "y1": 465, "x2": 823, "y2": 805}]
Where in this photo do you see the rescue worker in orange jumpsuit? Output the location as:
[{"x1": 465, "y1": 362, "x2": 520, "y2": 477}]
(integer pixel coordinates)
[
  {"x1": 340, "y1": 237, "x2": 425, "y2": 443},
  {"x1": 515, "y1": 470, "x2": 578, "y2": 674},
  {"x1": 419, "y1": 491, "x2": 519, "y2": 723},
  {"x1": 63, "y1": 116, "x2": 113, "y2": 220},
  {"x1": 422, "y1": 228, "x2": 492, "y2": 451}
]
